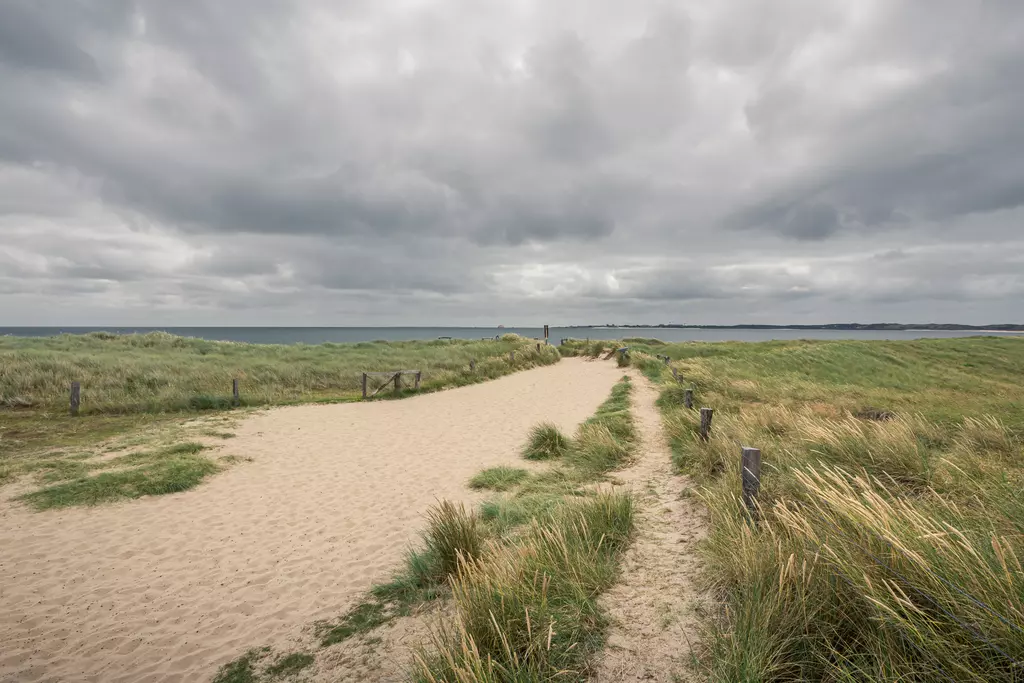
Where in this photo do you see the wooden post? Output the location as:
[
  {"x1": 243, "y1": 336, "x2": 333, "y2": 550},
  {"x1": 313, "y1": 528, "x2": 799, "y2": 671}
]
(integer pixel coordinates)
[
  {"x1": 536, "y1": 343, "x2": 541, "y2": 352},
  {"x1": 415, "y1": 371, "x2": 421, "y2": 390},
  {"x1": 232, "y1": 379, "x2": 240, "y2": 407},
  {"x1": 742, "y1": 447, "x2": 762, "y2": 517},
  {"x1": 394, "y1": 372, "x2": 401, "y2": 394},
  {"x1": 70, "y1": 381, "x2": 80, "y2": 417},
  {"x1": 672, "y1": 367, "x2": 679, "y2": 381},
  {"x1": 684, "y1": 389, "x2": 693, "y2": 410},
  {"x1": 699, "y1": 408, "x2": 714, "y2": 441},
  {"x1": 543, "y1": 324, "x2": 549, "y2": 341},
  {"x1": 362, "y1": 373, "x2": 368, "y2": 399},
  {"x1": 470, "y1": 359, "x2": 476, "y2": 372}
]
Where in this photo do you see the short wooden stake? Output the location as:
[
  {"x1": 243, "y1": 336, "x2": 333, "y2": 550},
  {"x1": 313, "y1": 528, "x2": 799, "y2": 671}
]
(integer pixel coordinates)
[
  {"x1": 742, "y1": 447, "x2": 762, "y2": 517},
  {"x1": 232, "y1": 379, "x2": 240, "y2": 407},
  {"x1": 415, "y1": 371, "x2": 421, "y2": 390},
  {"x1": 70, "y1": 381, "x2": 81, "y2": 417},
  {"x1": 536, "y1": 343, "x2": 541, "y2": 352},
  {"x1": 684, "y1": 389, "x2": 693, "y2": 410},
  {"x1": 699, "y1": 407, "x2": 714, "y2": 441},
  {"x1": 394, "y1": 373, "x2": 401, "y2": 393},
  {"x1": 362, "y1": 373, "x2": 368, "y2": 399}
]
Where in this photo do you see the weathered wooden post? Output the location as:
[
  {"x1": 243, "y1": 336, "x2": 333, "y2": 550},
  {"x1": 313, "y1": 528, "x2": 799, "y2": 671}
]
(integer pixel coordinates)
[
  {"x1": 742, "y1": 447, "x2": 762, "y2": 517},
  {"x1": 394, "y1": 372, "x2": 401, "y2": 393},
  {"x1": 536, "y1": 343, "x2": 541, "y2": 352},
  {"x1": 699, "y1": 408, "x2": 714, "y2": 441},
  {"x1": 70, "y1": 381, "x2": 80, "y2": 417},
  {"x1": 543, "y1": 324, "x2": 549, "y2": 342},
  {"x1": 362, "y1": 373, "x2": 368, "y2": 399},
  {"x1": 415, "y1": 371, "x2": 421, "y2": 390},
  {"x1": 684, "y1": 389, "x2": 693, "y2": 410},
  {"x1": 232, "y1": 379, "x2": 240, "y2": 407}
]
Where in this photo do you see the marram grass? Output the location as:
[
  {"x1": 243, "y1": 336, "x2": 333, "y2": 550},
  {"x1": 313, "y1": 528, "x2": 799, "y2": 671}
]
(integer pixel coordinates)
[{"x1": 589, "y1": 335, "x2": 1024, "y2": 682}]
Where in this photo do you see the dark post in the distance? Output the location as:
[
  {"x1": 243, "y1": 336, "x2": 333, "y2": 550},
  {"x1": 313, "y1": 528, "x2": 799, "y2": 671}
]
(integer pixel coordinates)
[
  {"x1": 699, "y1": 408, "x2": 714, "y2": 441},
  {"x1": 232, "y1": 379, "x2": 240, "y2": 407},
  {"x1": 536, "y1": 343, "x2": 541, "y2": 352},
  {"x1": 742, "y1": 447, "x2": 762, "y2": 517},
  {"x1": 361, "y1": 373, "x2": 368, "y2": 399},
  {"x1": 70, "y1": 381, "x2": 81, "y2": 417},
  {"x1": 415, "y1": 371, "x2": 421, "y2": 390},
  {"x1": 684, "y1": 389, "x2": 693, "y2": 410},
  {"x1": 394, "y1": 373, "x2": 401, "y2": 393},
  {"x1": 543, "y1": 324, "x2": 549, "y2": 341}
]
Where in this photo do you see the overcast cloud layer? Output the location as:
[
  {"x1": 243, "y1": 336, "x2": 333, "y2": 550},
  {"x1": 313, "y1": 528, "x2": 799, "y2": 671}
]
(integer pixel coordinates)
[{"x1": 1, "y1": 0, "x2": 1023, "y2": 325}]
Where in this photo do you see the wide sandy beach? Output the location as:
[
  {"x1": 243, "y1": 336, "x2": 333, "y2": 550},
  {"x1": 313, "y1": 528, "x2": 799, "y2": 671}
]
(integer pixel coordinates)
[{"x1": 0, "y1": 358, "x2": 623, "y2": 682}]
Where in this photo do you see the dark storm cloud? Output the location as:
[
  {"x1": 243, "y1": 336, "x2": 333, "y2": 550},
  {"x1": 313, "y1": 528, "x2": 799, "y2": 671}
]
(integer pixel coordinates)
[{"x1": 1, "y1": 1, "x2": 1023, "y2": 325}]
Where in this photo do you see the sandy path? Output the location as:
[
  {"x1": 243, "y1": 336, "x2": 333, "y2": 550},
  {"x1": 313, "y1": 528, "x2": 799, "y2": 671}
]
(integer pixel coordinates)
[
  {"x1": 593, "y1": 369, "x2": 709, "y2": 682},
  {"x1": 0, "y1": 358, "x2": 622, "y2": 683}
]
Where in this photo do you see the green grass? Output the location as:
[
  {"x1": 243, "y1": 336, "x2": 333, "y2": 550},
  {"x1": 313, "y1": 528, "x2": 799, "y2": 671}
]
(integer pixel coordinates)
[
  {"x1": 213, "y1": 647, "x2": 314, "y2": 682},
  {"x1": 0, "y1": 332, "x2": 559, "y2": 415},
  {"x1": 19, "y1": 443, "x2": 220, "y2": 510},
  {"x1": 583, "y1": 336, "x2": 1024, "y2": 682},
  {"x1": 468, "y1": 466, "x2": 530, "y2": 491},
  {"x1": 522, "y1": 422, "x2": 572, "y2": 460}
]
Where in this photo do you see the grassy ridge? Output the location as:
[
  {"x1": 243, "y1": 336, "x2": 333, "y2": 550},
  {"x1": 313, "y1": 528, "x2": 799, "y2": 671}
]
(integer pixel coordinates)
[
  {"x1": 564, "y1": 337, "x2": 1024, "y2": 682},
  {"x1": 0, "y1": 332, "x2": 559, "y2": 414}
]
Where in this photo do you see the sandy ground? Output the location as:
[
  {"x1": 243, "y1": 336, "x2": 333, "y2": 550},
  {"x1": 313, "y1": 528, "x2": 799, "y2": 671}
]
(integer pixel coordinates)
[
  {"x1": 0, "y1": 358, "x2": 623, "y2": 683},
  {"x1": 593, "y1": 370, "x2": 709, "y2": 682}
]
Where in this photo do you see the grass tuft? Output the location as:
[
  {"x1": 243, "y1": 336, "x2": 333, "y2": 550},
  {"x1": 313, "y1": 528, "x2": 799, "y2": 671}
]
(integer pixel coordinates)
[
  {"x1": 522, "y1": 422, "x2": 572, "y2": 460},
  {"x1": 468, "y1": 466, "x2": 530, "y2": 491}
]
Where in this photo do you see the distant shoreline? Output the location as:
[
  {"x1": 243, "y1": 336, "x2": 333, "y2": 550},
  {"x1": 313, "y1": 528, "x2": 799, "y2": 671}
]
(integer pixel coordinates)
[{"x1": 571, "y1": 324, "x2": 1024, "y2": 332}]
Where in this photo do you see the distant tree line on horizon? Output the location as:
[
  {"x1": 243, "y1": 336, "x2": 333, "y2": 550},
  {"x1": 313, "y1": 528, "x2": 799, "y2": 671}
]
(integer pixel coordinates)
[{"x1": 567, "y1": 323, "x2": 1024, "y2": 331}]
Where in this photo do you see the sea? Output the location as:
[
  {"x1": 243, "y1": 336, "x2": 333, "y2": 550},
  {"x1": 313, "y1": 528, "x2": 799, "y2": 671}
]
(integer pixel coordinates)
[{"x1": 1, "y1": 327, "x2": 1020, "y2": 345}]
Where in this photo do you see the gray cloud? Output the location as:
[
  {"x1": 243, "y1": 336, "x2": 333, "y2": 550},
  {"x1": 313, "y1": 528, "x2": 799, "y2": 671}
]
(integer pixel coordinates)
[{"x1": 1, "y1": 1, "x2": 1022, "y2": 325}]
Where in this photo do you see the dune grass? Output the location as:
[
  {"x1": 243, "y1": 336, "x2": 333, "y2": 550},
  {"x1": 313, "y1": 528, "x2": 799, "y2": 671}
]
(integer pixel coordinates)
[
  {"x1": 212, "y1": 646, "x2": 314, "y2": 683},
  {"x1": 570, "y1": 336, "x2": 1024, "y2": 682},
  {"x1": 468, "y1": 466, "x2": 530, "y2": 492},
  {"x1": 521, "y1": 422, "x2": 572, "y2": 461}
]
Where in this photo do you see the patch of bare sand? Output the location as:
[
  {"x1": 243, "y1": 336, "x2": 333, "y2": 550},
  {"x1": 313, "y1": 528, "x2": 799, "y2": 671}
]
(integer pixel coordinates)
[
  {"x1": 0, "y1": 358, "x2": 623, "y2": 683},
  {"x1": 593, "y1": 369, "x2": 710, "y2": 682}
]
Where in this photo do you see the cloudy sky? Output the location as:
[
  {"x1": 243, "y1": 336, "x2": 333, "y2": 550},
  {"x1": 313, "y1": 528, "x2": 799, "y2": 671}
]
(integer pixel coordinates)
[{"x1": 1, "y1": 1, "x2": 1022, "y2": 326}]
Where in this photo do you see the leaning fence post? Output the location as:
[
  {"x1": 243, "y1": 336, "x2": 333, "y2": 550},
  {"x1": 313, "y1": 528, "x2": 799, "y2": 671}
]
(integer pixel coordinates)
[
  {"x1": 699, "y1": 407, "x2": 714, "y2": 441},
  {"x1": 362, "y1": 373, "x2": 368, "y2": 399},
  {"x1": 232, "y1": 379, "x2": 240, "y2": 407},
  {"x1": 684, "y1": 389, "x2": 693, "y2": 410},
  {"x1": 742, "y1": 447, "x2": 762, "y2": 517},
  {"x1": 415, "y1": 371, "x2": 421, "y2": 390},
  {"x1": 70, "y1": 381, "x2": 80, "y2": 417}
]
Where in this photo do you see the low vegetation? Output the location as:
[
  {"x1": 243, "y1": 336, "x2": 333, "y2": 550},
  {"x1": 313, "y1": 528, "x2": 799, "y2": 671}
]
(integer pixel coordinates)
[
  {"x1": 562, "y1": 336, "x2": 1024, "y2": 682},
  {"x1": 211, "y1": 647, "x2": 314, "y2": 683},
  {"x1": 467, "y1": 466, "x2": 530, "y2": 491},
  {"x1": 521, "y1": 422, "x2": 571, "y2": 460},
  {"x1": 1, "y1": 333, "x2": 558, "y2": 505}
]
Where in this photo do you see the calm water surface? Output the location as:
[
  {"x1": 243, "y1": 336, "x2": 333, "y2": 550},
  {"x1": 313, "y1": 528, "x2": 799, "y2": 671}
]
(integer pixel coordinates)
[{"x1": 1, "y1": 327, "x2": 1020, "y2": 344}]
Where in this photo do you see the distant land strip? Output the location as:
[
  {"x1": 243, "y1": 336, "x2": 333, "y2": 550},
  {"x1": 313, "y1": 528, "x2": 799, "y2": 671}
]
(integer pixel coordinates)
[{"x1": 566, "y1": 323, "x2": 1024, "y2": 331}]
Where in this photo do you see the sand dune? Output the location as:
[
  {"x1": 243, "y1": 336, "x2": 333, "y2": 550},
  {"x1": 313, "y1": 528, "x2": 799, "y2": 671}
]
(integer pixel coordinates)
[{"x1": 0, "y1": 358, "x2": 623, "y2": 683}]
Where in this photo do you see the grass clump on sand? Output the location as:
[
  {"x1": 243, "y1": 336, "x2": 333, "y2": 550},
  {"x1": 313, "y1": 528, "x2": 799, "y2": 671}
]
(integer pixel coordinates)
[
  {"x1": 213, "y1": 647, "x2": 314, "y2": 683},
  {"x1": 468, "y1": 466, "x2": 530, "y2": 491},
  {"x1": 522, "y1": 422, "x2": 572, "y2": 460},
  {"x1": 18, "y1": 442, "x2": 220, "y2": 510},
  {"x1": 578, "y1": 336, "x2": 1024, "y2": 682}
]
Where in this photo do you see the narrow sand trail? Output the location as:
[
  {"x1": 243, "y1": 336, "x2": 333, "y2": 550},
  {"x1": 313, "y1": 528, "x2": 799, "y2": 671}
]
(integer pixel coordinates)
[
  {"x1": 0, "y1": 358, "x2": 623, "y2": 683},
  {"x1": 593, "y1": 369, "x2": 709, "y2": 682}
]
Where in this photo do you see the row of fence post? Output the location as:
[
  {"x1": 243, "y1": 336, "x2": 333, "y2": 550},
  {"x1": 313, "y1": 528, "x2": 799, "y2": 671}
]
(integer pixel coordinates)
[{"x1": 668, "y1": 360, "x2": 761, "y2": 518}]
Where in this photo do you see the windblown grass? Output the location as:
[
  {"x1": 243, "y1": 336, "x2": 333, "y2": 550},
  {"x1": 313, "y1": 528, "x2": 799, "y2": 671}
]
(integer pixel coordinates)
[
  {"x1": 591, "y1": 336, "x2": 1024, "y2": 682},
  {"x1": 521, "y1": 423, "x2": 572, "y2": 461}
]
